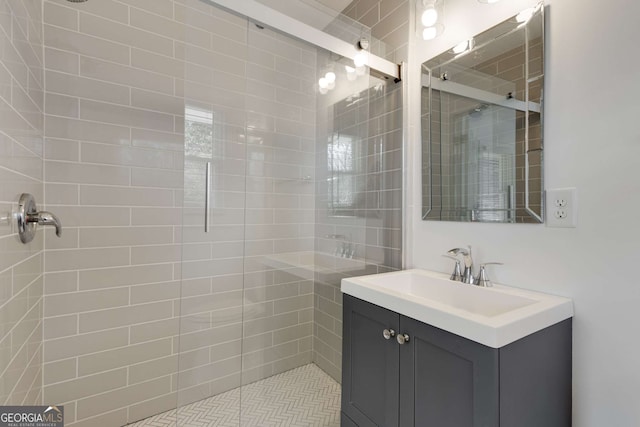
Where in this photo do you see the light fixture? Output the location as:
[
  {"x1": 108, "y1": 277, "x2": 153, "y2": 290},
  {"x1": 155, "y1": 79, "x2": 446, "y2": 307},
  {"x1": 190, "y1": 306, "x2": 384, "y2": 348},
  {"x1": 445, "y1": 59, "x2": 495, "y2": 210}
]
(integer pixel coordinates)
[
  {"x1": 353, "y1": 52, "x2": 367, "y2": 68},
  {"x1": 421, "y1": 6, "x2": 438, "y2": 27},
  {"x1": 477, "y1": 0, "x2": 500, "y2": 3},
  {"x1": 352, "y1": 38, "x2": 369, "y2": 76},
  {"x1": 452, "y1": 39, "x2": 474, "y2": 54},
  {"x1": 423, "y1": 27, "x2": 438, "y2": 41},
  {"x1": 345, "y1": 65, "x2": 357, "y2": 81},
  {"x1": 325, "y1": 71, "x2": 336, "y2": 89},
  {"x1": 418, "y1": 0, "x2": 444, "y2": 41},
  {"x1": 353, "y1": 38, "x2": 369, "y2": 68},
  {"x1": 318, "y1": 66, "x2": 338, "y2": 95}
]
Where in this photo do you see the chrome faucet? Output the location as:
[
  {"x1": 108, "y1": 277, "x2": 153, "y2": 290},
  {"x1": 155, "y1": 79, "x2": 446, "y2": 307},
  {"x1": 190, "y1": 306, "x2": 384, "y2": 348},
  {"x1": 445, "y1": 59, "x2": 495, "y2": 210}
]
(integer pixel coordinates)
[
  {"x1": 326, "y1": 234, "x2": 355, "y2": 258},
  {"x1": 447, "y1": 246, "x2": 474, "y2": 284}
]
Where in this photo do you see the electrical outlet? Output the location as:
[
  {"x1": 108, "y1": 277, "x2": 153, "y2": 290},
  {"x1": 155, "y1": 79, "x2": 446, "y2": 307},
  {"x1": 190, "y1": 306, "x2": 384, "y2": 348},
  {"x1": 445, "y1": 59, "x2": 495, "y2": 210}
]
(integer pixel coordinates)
[
  {"x1": 554, "y1": 198, "x2": 567, "y2": 208},
  {"x1": 554, "y1": 209, "x2": 567, "y2": 219},
  {"x1": 546, "y1": 188, "x2": 577, "y2": 228}
]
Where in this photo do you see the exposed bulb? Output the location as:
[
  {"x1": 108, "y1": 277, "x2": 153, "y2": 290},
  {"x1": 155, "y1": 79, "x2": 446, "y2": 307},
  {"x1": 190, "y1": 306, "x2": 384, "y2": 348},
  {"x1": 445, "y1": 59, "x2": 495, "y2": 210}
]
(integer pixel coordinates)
[
  {"x1": 421, "y1": 7, "x2": 438, "y2": 27},
  {"x1": 318, "y1": 77, "x2": 328, "y2": 89},
  {"x1": 423, "y1": 27, "x2": 437, "y2": 40},
  {"x1": 325, "y1": 72, "x2": 336, "y2": 83},
  {"x1": 452, "y1": 39, "x2": 472, "y2": 54},
  {"x1": 345, "y1": 65, "x2": 356, "y2": 81},
  {"x1": 354, "y1": 52, "x2": 368, "y2": 68}
]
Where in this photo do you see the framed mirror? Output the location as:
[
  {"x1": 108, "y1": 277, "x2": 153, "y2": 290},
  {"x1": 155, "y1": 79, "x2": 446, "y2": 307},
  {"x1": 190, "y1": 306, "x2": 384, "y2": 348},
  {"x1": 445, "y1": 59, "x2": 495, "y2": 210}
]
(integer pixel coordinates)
[{"x1": 421, "y1": 3, "x2": 544, "y2": 223}]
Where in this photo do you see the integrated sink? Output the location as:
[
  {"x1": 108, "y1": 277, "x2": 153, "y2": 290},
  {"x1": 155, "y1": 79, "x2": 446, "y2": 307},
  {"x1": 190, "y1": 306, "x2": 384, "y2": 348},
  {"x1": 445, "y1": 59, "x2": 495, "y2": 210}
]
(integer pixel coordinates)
[{"x1": 341, "y1": 269, "x2": 573, "y2": 348}]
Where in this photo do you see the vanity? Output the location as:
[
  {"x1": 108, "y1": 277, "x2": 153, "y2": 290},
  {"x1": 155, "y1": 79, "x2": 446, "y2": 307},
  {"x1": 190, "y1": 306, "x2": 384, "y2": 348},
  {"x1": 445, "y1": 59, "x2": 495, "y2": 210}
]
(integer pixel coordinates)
[{"x1": 340, "y1": 269, "x2": 573, "y2": 427}]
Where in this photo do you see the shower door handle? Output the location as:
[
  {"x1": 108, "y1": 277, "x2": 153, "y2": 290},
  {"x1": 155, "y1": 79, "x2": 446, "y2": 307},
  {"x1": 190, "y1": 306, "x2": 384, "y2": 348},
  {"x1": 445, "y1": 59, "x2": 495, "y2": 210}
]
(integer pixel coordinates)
[{"x1": 205, "y1": 162, "x2": 211, "y2": 233}]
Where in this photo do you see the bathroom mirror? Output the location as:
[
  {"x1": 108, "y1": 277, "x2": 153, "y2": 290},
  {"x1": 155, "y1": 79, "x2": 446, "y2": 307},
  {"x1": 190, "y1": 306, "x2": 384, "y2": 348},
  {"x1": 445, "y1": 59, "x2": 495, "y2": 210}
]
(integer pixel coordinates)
[{"x1": 421, "y1": 3, "x2": 544, "y2": 223}]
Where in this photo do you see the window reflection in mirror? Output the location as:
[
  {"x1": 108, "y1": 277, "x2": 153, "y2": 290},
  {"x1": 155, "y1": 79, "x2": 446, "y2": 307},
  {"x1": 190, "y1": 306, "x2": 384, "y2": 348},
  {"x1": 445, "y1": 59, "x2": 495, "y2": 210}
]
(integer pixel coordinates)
[{"x1": 422, "y1": 3, "x2": 544, "y2": 223}]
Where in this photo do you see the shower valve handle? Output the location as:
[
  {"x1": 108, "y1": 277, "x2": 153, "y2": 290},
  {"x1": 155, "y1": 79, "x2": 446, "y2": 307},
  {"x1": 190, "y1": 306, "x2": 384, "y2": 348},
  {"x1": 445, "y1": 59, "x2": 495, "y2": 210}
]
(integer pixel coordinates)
[{"x1": 16, "y1": 193, "x2": 62, "y2": 244}]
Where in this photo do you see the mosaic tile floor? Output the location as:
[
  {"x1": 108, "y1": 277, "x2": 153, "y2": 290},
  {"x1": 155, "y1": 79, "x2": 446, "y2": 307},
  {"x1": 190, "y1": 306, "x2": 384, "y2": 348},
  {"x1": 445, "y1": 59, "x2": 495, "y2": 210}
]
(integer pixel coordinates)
[{"x1": 127, "y1": 364, "x2": 341, "y2": 427}]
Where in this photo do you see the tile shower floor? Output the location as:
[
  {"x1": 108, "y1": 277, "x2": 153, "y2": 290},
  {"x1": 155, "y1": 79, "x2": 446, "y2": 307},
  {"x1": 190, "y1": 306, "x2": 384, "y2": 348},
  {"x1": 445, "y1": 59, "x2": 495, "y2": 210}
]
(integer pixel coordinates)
[{"x1": 127, "y1": 364, "x2": 341, "y2": 427}]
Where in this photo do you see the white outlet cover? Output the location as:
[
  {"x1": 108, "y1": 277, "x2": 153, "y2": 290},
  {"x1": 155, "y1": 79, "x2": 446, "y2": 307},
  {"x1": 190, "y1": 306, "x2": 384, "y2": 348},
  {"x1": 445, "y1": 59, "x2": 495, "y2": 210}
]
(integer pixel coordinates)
[{"x1": 546, "y1": 188, "x2": 577, "y2": 228}]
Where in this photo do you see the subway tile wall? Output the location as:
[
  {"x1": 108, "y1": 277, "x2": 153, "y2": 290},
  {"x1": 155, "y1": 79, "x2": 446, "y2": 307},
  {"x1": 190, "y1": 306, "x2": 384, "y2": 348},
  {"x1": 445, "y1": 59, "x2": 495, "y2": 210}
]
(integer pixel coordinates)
[
  {"x1": 0, "y1": 0, "x2": 45, "y2": 409},
  {"x1": 313, "y1": 78, "x2": 404, "y2": 382},
  {"x1": 42, "y1": 0, "x2": 318, "y2": 425},
  {"x1": 343, "y1": 0, "x2": 410, "y2": 63},
  {"x1": 178, "y1": 2, "x2": 318, "y2": 408},
  {"x1": 40, "y1": 0, "x2": 407, "y2": 424},
  {"x1": 312, "y1": 0, "x2": 408, "y2": 383},
  {"x1": 42, "y1": 0, "x2": 185, "y2": 424}
]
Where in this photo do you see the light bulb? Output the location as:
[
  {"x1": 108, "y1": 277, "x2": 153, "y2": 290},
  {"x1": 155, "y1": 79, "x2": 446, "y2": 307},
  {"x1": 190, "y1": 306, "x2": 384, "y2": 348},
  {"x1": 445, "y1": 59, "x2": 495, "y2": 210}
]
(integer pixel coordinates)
[
  {"x1": 354, "y1": 52, "x2": 367, "y2": 68},
  {"x1": 318, "y1": 77, "x2": 328, "y2": 89},
  {"x1": 423, "y1": 27, "x2": 437, "y2": 40},
  {"x1": 421, "y1": 7, "x2": 438, "y2": 27},
  {"x1": 516, "y1": 8, "x2": 534, "y2": 23},
  {"x1": 325, "y1": 72, "x2": 336, "y2": 83},
  {"x1": 452, "y1": 40, "x2": 471, "y2": 54},
  {"x1": 345, "y1": 65, "x2": 356, "y2": 81}
]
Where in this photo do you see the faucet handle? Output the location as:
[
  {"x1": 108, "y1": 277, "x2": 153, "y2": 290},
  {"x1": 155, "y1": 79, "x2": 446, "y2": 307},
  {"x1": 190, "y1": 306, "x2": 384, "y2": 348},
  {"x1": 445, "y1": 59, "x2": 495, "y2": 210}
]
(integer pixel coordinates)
[
  {"x1": 474, "y1": 262, "x2": 503, "y2": 287},
  {"x1": 442, "y1": 255, "x2": 463, "y2": 281}
]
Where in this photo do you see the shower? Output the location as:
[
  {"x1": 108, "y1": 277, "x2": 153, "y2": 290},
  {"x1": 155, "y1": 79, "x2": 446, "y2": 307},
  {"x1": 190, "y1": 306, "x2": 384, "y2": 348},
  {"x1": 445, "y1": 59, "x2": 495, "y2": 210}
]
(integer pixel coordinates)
[{"x1": 0, "y1": 0, "x2": 405, "y2": 426}]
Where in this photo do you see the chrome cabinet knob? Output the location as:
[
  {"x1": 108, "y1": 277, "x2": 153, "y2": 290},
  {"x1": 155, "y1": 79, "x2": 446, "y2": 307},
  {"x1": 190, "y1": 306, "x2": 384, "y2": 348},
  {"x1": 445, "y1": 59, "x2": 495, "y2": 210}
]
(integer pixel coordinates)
[
  {"x1": 397, "y1": 333, "x2": 410, "y2": 345},
  {"x1": 383, "y1": 329, "x2": 396, "y2": 340}
]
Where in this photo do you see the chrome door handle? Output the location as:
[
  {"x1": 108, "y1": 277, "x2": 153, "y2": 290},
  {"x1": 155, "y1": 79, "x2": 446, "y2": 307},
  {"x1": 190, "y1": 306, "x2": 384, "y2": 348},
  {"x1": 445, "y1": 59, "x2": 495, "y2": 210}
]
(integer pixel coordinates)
[
  {"x1": 17, "y1": 193, "x2": 62, "y2": 243},
  {"x1": 397, "y1": 333, "x2": 410, "y2": 345},
  {"x1": 383, "y1": 329, "x2": 396, "y2": 340},
  {"x1": 204, "y1": 162, "x2": 211, "y2": 233}
]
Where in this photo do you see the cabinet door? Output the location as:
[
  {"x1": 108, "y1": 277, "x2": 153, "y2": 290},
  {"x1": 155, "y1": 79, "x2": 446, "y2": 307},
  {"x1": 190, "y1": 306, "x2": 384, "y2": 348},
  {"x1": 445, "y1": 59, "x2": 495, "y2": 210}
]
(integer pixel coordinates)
[
  {"x1": 342, "y1": 295, "x2": 400, "y2": 427},
  {"x1": 399, "y1": 316, "x2": 499, "y2": 427}
]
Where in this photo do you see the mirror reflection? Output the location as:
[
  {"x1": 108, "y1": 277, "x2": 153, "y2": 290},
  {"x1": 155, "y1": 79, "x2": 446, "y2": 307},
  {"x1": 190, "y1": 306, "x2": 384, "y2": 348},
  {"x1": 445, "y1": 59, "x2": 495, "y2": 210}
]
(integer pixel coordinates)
[{"x1": 422, "y1": 3, "x2": 544, "y2": 223}]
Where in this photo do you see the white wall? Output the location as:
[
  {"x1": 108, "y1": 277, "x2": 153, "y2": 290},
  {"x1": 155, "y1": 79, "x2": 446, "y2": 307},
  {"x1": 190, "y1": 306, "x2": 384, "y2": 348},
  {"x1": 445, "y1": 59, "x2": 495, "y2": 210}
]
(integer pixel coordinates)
[{"x1": 407, "y1": 0, "x2": 640, "y2": 425}]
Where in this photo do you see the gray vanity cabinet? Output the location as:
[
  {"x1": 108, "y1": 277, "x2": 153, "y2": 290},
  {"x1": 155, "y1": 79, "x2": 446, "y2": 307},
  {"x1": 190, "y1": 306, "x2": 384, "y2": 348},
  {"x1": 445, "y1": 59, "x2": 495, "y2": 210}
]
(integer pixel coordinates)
[
  {"x1": 341, "y1": 294, "x2": 572, "y2": 427},
  {"x1": 341, "y1": 294, "x2": 400, "y2": 427}
]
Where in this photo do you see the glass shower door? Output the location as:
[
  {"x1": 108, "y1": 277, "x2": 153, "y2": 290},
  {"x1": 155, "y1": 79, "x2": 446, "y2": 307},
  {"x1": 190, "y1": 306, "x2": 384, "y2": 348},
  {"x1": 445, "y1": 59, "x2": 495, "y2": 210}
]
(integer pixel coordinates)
[
  {"x1": 177, "y1": 1, "x2": 248, "y2": 425},
  {"x1": 177, "y1": 1, "x2": 403, "y2": 426}
]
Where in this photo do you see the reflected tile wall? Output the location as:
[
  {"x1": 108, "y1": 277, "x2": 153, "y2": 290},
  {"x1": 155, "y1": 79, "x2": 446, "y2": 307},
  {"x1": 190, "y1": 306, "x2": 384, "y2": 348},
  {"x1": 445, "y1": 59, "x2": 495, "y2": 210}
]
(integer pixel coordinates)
[
  {"x1": 314, "y1": 79, "x2": 403, "y2": 381},
  {"x1": 0, "y1": 0, "x2": 44, "y2": 409},
  {"x1": 343, "y1": 0, "x2": 409, "y2": 63}
]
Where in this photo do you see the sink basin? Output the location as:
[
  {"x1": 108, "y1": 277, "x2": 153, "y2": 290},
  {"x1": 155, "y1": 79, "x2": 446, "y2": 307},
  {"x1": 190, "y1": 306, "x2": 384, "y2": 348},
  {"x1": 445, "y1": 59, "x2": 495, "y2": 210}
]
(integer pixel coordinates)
[
  {"x1": 341, "y1": 269, "x2": 573, "y2": 348},
  {"x1": 261, "y1": 251, "x2": 368, "y2": 280}
]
